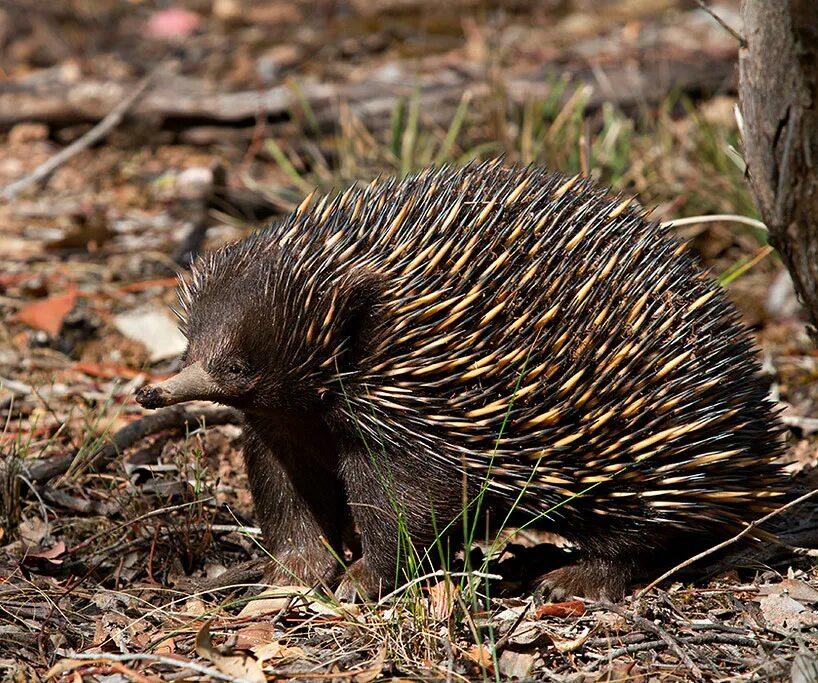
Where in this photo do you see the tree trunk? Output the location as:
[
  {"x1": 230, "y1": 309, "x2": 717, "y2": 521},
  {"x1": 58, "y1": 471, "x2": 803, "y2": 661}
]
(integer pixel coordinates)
[{"x1": 738, "y1": 0, "x2": 818, "y2": 340}]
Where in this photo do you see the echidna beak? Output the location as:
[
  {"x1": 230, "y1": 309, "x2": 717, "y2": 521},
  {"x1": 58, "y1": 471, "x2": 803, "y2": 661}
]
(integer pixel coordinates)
[{"x1": 136, "y1": 361, "x2": 219, "y2": 409}]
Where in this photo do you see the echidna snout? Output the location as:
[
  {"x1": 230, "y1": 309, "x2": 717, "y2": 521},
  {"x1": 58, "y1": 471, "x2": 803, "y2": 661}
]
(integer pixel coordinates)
[
  {"x1": 136, "y1": 361, "x2": 223, "y2": 408},
  {"x1": 137, "y1": 162, "x2": 789, "y2": 600}
]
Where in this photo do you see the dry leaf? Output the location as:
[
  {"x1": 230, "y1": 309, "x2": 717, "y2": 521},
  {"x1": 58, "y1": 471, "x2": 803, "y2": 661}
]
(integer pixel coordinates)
[
  {"x1": 534, "y1": 600, "x2": 585, "y2": 619},
  {"x1": 16, "y1": 288, "x2": 76, "y2": 336},
  {"x1": 550, "y1": 627, "x2": 592, "y2": 653},
  {"x1": 353, "y1": 647, "x2": 387, "y2": 683},
  {"x1": 237, "y1": 585, "x2": 313, "y2": 617},
  {"x1": 46, "y1": 657, "x2": 91, "y2": 679},
  {"x1": 19, "y1": 517, "x2": 51, "y2": 548},
  {"x1": 24, "y1": 540, "x2": 66, "y2": 563},
  {"x1": 507, "y1": 621, "x2": 550, "y2": 647},
  {"x1": 428, "y1": 579, "x2": 458, "y2": 621},
  {"x1": 499, "y1": 651, "x2": 537, "y2": 679},
  {"x1": 759, "y1": 594, "x2": 818, "y2": 629},
  {"x1": 462, "y1": 644, "x2": 494, "y2": 672},
  {"x1": 183, "y1": 597, "x2": 207, "y2": 616},
  {"x1": 73, "y1": 361, "x2": 167, "y2": 381},
  {"x1": 46, "y1": 211, "x2": 113, "y2": 250},
  {"x1": 195, "y1": 620, "x2": 265, "y2": 683},
  {"x1": 252, "y1": 641, "x2": 304, "y2": 665},
  {"x1": 792, "y1": 647, "x2": 818, "y2": 683},
  {"x1": 757, "y1": 578, "x2": 818, "y2": 603},
  {"x1": 235, "y1": 623, "x2": 279, "y2": 649},
  {"x1": 154, "y1": 636, "x2": 177, "y2": 656}
]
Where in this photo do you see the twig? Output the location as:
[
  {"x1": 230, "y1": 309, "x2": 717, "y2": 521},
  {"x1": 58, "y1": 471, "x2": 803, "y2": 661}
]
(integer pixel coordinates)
[
  {"x1": 49, "y1": 652, "x2": 246, "y2": 683},
  {"x1": 492, "y1": 603, "x2": 532, "y2": 653},
  {"x1": 1, "y1": 73, "x2": 154, "y2": 201},
  {"x1": 601, "y1": 601, "x2": 704, "y2": 680},
  {"x1": 636, "y1": 487, "x2": 818, "y2": 600},
  {"x1": 586, "y1": 633, "x2": 761, "y2": 665},
  {"x1": 269, "y1": 594, "x2": 299, "y2": 629},
  {"x1": 26, "y1": 404, "x2": 241, "y2": 483},
  {"x1": 694, "y1": 0, "x2": 745, "y2": 47}
]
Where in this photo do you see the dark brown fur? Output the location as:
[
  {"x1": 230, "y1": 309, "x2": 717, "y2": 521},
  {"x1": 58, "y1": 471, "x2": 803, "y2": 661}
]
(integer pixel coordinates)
[{"x1": 136, "y1": 162, "x2": 789, "y2": 600}]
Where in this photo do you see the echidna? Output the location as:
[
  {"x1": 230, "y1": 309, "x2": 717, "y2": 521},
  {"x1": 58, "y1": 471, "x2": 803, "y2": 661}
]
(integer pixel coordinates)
[{"x1": 136, "y1": 161, "x2": 788, "y2": 600}]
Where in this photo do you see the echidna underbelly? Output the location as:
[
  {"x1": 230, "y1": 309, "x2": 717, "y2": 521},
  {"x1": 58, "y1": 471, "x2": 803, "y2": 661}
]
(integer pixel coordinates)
[{"x1": 213, "y1": 162, "x2": 786, "y2": 533}]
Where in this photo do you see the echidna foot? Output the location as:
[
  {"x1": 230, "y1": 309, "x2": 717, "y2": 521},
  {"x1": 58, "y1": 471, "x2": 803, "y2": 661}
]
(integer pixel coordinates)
[
  {"x1": 262, "y1": 551, "x2": 341, "y2": 589},
  {"x1": 534, "y1": 559, "x2": 632, "y2": 603},
  {"x1": 335, "y1": 557, "x2": 387, "y2": 603}
]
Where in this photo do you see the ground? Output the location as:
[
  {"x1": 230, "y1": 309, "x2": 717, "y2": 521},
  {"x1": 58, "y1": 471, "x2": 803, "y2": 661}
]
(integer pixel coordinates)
[{"x1": 1, "y1": 0, "x2": 818, "y2": 681}]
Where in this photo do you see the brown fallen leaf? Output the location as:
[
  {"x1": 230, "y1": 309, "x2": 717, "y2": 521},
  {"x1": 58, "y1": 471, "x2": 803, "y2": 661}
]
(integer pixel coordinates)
[
  {"x1": 252, "y1": 640, "x2": 305, "y2": 665},
  {"x1": 534, "y1": 600, "x2": 586, "y2": 619},
  {"x1": 759, "y1": 593, "x2": 818, "y2": 629},
  {"x1": 15, "y1": 287, "x2": 77, "y2": 336},
  {"x1": 792, "y1": 646, "x2": 818, "y2": 683},
  {"x1": 115, "y1": 277, "x2": 179, "y2": 294},
  {"x1": 237, "y1": 584, "x2": 313, "y2": 617},
  {"x1": 499, "y1": 651, "x2": 537, "y2": 679},
  {"x1": 757, "y1": 578, "x2": 818, "y2": 604},
  {"x1": 428, "y1": 579, "x2": 459, "y2": 621},
  {"x1": 23, "y1": 540, "x2": 66, "y2": 563},
  {"x1": 46, "y1": 209, "x2": 113, "y2": 251},
  {"x1": 462, "y1": 644, "x2": 494, "y2": 672},
  {"x1": 551, "y1": 629, "x2": 593, "y2": 653},
  {"x1": 235, "y1": 623, "x2": 279, "y2": 649},
  {"x1": 195, "y1": 620, "x2": 266, "y2": 683},
  {"x1": 353, "y1": 647, "x2": 387, "y2": 683}
]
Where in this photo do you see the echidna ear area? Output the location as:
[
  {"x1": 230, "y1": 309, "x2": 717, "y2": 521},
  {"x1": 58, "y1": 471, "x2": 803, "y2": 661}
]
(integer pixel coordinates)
[{"x1": 182, "y1": 160, "x2": 787, "y2": 536}]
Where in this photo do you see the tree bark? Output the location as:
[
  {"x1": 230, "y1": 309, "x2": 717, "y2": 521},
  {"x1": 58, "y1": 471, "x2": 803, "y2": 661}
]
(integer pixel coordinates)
[{"x1": 738, "y1": 1, "x2": 818, "y2": 339}]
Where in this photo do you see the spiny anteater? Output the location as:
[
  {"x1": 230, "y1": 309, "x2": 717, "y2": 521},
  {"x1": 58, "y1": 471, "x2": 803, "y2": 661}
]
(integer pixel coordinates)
[{"x1": 136, "y1": 161, "x2": 788, "y2": 600}]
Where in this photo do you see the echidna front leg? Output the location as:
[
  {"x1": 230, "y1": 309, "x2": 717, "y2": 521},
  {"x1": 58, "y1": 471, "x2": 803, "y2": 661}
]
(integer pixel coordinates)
[
  {"x1": 243, "y1": 421, "x2": 350, "y2": 588},
  {"x1": 337, "y1": 445, "x2": 466, "y2": 601}
]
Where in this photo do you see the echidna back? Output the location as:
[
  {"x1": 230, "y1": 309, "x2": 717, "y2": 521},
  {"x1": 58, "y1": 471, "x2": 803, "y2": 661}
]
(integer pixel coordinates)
[{"x1": 200, "y1": 162, "x2": 787, "y2": 544}]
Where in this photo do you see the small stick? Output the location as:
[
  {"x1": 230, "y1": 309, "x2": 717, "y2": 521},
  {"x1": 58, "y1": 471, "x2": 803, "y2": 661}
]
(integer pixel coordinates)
[
  {"x1": 602, "y1": 601, "x2": 704, "y2": 680},
  {"x1": 1, "y1": 73, "x2": 154, "y2": 200},
  {"x1": 694, "y1": 0, "x2": 745, "y2": 47},
  {"x1": 635, "y1": 487, "x2": 818, "y2": 600},
  {"x1": 491, "y1": 602, "x2": 532, "y2": 653},
  {"x1": 48, "y1": 652, "x2": 245, "y2": 683},
  {"x1": 26, "y1": 404, "x2": 241, "y2": 483},
  {"x1": 586, "y1": 633, "x2": 760, "y2": 666}
]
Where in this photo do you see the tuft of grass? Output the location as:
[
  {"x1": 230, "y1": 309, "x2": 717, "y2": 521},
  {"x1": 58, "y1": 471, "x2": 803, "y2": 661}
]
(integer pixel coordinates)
[
  {"x1": 258, "y1": 80, "x2": 758, "y2": 236},
  {"x1": 166, "y1": 435, "x2": 217, "y2": 575}
]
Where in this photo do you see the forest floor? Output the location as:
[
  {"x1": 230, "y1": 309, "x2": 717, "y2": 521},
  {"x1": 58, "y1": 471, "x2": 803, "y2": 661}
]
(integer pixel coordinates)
[{"x1": 1, "y1": 0, "x2": 818, "y2": 680}]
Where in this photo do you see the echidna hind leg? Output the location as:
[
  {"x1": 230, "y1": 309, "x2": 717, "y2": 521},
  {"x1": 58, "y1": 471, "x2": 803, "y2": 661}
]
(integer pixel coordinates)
[{"x1": 534, "y1": 556, "x2": 639, "y2": 602}]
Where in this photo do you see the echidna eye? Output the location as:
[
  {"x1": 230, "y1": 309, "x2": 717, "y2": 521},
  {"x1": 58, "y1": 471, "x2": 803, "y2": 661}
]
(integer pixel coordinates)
[{"x1": 226, "y1": 360, "x2": 247, "y2": 376}]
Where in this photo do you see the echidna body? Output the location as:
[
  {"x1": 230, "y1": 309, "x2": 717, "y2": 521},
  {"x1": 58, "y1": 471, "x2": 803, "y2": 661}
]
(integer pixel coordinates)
[{"x1": 137, "y1": 162, "x2": 787, "y2": 599}]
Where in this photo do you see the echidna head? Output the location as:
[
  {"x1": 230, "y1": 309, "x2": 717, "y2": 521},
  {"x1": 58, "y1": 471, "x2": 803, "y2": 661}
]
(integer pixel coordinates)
[{"x1": 136, "y1": 240, "x2": 383, "y2": 415}]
